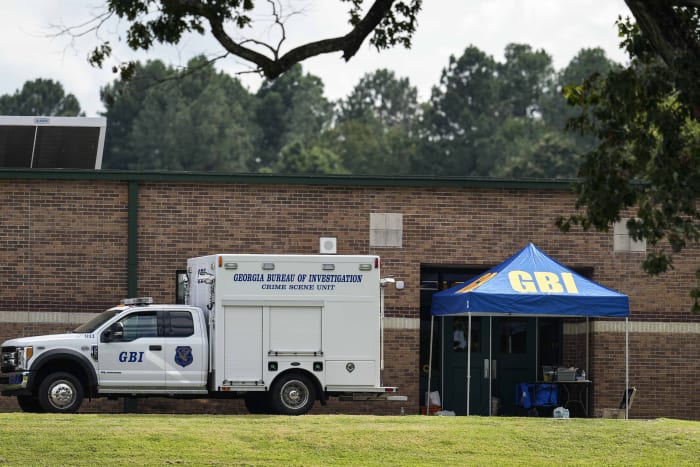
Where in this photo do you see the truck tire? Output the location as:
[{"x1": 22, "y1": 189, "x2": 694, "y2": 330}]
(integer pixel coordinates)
[
  {"x1": 270, "y1": 373, "x2": 316, "y2": 415},
  {"x1": 17, "y1": 395, "x2": 44, "y2": 413},
  {"x1": 38, "y1": 372, "x2": 84, "y2": 413},
  {"x1": 244, "y1": 392, "x2": 271, "y2": 414}
]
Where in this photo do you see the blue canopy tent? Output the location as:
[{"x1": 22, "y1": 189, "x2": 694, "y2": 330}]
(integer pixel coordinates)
[{"x1": 427, "y1": 243, "x2": 631, "y2": 416}]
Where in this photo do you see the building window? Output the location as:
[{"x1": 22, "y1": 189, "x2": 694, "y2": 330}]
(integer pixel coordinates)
[
  {"x1": 613, "y1": 219, "x2": 646, "y2": 253},
  {"x1": 370, "y1": 213, "x2": 403, "y2": 248},
  {"x1": 175, "y1": 270, "x2": 188, "y2": 304}
]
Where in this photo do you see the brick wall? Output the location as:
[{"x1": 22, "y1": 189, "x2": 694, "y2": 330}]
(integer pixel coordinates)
[
  {"x1": 591, "y1": 327, "x2": 700, "y2": 420},
  {"x1": 1, "y1": 177, "x2": 699, "y2": 418},
  {"x1": 0, "y1": 180, "x2": 128, "y2": 313}
]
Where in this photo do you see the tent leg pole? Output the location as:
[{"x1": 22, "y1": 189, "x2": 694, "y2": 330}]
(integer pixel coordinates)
[
  {"x1": 467, "y1": 314, "x2": 471, "y2": 416},
  {"x1": 535, "y1": 317, "x2": 539, "y2": 382},
  {"x1": 441, "y1": 317, "x2": 445, "y2": 411},
  {"x1": 489, "y1": 316, "x2": 493, "y2": 416},
  {"x1": 427, "y1": 315, "x2": 434, "y2": 415},
  {"x1": 625, "y1": 317, "x2": 629, "y2": 419},
  {"x1": 586, "y1": 317, "x2": 590, "y2": 378}
]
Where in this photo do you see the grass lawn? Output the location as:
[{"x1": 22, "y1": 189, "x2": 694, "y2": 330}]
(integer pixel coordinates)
[{"x1": 0, "y1": 414, "x2": 698, "y2": 466}]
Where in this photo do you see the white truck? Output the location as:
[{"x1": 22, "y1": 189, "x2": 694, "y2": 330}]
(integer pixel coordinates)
[{"x1": 0, "y1": 254, "x2": 400, "y2": 414}]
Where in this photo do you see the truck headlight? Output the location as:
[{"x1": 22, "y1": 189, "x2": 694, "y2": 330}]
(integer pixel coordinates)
[
  {"x1": 20, "y1": 347, "x2": 33, "y2": 370},
  {"x1": 15, "y1": 347, "x2": 33, "y2": 371}
]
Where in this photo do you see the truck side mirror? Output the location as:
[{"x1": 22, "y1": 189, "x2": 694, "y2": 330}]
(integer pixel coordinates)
[{"x1": 101, "y1": 322, "x2": 124, "y2": 343}]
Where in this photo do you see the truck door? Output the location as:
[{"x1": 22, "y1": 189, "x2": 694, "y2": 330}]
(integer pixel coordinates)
[
  {"x1": 223, "y1": 305, "x2": 263, "y2": 384},
  {"x1": 98, "y1": 310, "x2": 165, "y2": 389},
  {"x1": 163, "y1": 310, "x2": 207, "y2": 389}
]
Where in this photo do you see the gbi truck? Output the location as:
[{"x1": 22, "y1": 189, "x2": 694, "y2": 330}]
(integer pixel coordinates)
[{"x1": 0, "y1": 254, "x2": 400, "y2": 414}]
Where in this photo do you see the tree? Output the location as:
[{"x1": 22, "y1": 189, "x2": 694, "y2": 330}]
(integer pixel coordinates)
[
  {"x1": 0, "y1": 79, "x2": 83, "y2": 116},
  {"x1": 101, "y1": 56, "x2": 258, "y2": 171},
  {"x1": 416, "y1": 46, "x2": 503, "y2": 176},
  {"x1": 100, "y1": 60, "x2": 170, "y2": 169},
  {"x1": 328, "y1": 69, "x2": 419, "y2": 174},
  {"x1": 498, "y1": 47, "x2": 622, "y2": 179},
  {"x1": 559, "y1": 9, "x2": 700, "y2": 311},
  {"x1": 266, "y1": 141, "x2": 349, "y2": 174},
  {"x1": 338, "y1": 68, "x2": 418, "y2": 127},
  {"x1": 78, "y1": 0, "x2": 421, "y2": 81},
  {"x1": 497, "y1": 43, "x2": 554, "y2": 118},
  {"x1": 622, "y1": 0, "x2": 700, "y2": 112},
  {"x1": 495, "y1": 129, "x2": 579, "y2": 179},
  {"x1": 254, "y1": 64, "x2": 332, "y2": 170},
  {"x1": 540, "y1": 47, "x2": 619, "y2": 132}
]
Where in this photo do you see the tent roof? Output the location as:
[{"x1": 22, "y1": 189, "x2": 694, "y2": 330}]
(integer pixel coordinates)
[{"x1": 431, "y1": 243, "x2": 629, "y2": 317}]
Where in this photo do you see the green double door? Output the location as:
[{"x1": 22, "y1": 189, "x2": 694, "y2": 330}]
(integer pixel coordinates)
[{"x1": 442, "y1": 316, "x2": 537, "y2": 416}]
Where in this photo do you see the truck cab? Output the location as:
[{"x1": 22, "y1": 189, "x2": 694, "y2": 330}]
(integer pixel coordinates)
[{"x1": 0, "y1": 298, "x2": 208, "y2": 413}]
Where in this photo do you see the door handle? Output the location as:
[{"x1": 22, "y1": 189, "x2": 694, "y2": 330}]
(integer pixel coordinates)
[
  {"x1": 149, "y1": 345, "x2": 162, "y2": 351},
  {"x1": 484, "y1": 359, "x2": 497, "y2": 380}
]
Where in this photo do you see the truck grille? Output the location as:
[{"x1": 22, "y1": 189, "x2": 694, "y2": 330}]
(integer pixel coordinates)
[{"x1": 1, "y1": 347, "x2": 18, "y2": 373}]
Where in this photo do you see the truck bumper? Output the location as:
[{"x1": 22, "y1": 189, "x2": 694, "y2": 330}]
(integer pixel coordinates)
[{"x1": 0, "y1": 371, "x2": 30, "y2": 395}]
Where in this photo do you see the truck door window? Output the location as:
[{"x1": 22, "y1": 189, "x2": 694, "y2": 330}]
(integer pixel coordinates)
[
  {"x1": 120, "y1": 311, "x2": 158, "y2": 342},
  {"x1": 166, "y1": 311, "x2": 194, "y2": 337}
]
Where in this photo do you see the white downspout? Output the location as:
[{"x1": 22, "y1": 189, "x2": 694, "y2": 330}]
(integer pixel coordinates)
[
  {"x1": 427, "y1": 315, "x2": 435, "y2": 414},
  {"x1": 625, "y1": 317, "x2": 629, "y2": 419},
  {"x1": 467, "y1": 314, "x2": 472, "y2": 416}
]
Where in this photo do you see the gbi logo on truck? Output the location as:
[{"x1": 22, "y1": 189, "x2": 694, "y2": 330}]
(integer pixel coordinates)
[
  {"x1": 175, "y1": 346, "x2": 193, "y2": 367},
  {"x1": 117, "y1": 346, "x2": 193, "y2": 367},
  {"x1": 119, "y1": 351, "x2": 144, "y2": 363}
]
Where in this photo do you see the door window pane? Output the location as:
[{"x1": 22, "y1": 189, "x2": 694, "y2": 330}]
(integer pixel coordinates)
[
  {"x1": 538, "y1": 318, "x2": 562, "y2": 369},
  {"x1": 499, "y1": 319, "x2": 527, "y2": 354},
  {"x1": 168, "y1": 311, "x2": 194, "y2": 337},
  {"x1": 453, "y1": 317, "x2": 480, "y2": 352},
  {"x1": 120, "y1": 312, "x2": 158, "y2": 341}
]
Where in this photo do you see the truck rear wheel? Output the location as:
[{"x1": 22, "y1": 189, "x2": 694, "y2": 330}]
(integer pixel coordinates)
[
  {"x1": 38, "y1": 372, "x2": 84, "y2": 413},
  {"x1": 270, "y1": 373, "x2": 316, "y2": 415},
  {"x1": 244, "y1": 392, "x2": 271, "y2": 414}
]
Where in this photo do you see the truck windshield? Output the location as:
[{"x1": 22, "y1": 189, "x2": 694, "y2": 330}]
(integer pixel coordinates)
[{"x1": 73, "y1": 309, "x2": 123, "y2": 333}]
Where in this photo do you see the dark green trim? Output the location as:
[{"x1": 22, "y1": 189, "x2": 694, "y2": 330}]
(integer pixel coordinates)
[
  {"x1": 0, "y1": 168, "x2": 577, "y2": 190},
  {"x1": 127, "y1": 181, "x2": 139, "y2": 297}
]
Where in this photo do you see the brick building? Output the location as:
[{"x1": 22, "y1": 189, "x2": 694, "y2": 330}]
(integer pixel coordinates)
[{"x1": 1, "y1": 170, "x2": 698, "y2": 419}]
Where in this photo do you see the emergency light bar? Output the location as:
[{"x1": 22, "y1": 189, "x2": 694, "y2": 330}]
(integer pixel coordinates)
[{"x1": 121, "y1": 297, "x2": 154, "y2": 306}]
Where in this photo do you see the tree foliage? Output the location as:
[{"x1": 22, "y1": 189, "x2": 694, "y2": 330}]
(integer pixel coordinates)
[
  {"x1": 3, "y1": 42, "x2": 617, "y2": 180},
  {"x1": 91, "y1": 42, "x2": 608, "y2": 178},
  {"x1": 328, "y1": 68, "x2": 418, "y2": 174},
  {"x1": 254, "y1": 64, "x2": 332, "y2": 169},
  {"x1": 266, "y1": 141, "x2": 349, "y2": 174},
  {"x1": 559, "y1": 6, "x2": 700, "y2": 311},
  {"x1": 85, "y1": 0, "x2": 421, "y2": 81},
  {"x1": 101, "y1": 56, "x2": 257, "y2": 171},
  {"x1": 0, "y1": 79, "x2": 82, "y2": 116}
]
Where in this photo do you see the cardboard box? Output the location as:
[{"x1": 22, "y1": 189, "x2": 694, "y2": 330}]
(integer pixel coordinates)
[
  {"x1": 557, "y1": 367, "x2": 577, "y2": 381},
  {"x1": 596, "y1": 408, "x2": 626, "y2": 419}
]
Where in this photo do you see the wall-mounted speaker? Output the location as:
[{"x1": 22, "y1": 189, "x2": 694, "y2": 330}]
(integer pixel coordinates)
[{"x1": 319, "y1": 237, "x2": 337, "y2": 254}]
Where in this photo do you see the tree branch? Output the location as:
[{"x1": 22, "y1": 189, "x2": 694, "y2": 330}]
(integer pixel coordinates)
[
  {"x1": 205, "y1": 0, "x2": 396, "y2": 79},
  {"x1": 624, "y1": 0, "x2": 700, "y2": 66}
]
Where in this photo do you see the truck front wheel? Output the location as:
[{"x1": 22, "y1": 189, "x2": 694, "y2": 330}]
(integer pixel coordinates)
[
  {"x1": 270, "y1": 373, "x2": 316, "y2": 415},
  {"x1": 38, "y1": 372, "x2": 84, "y2": 413},
  {"x1": 17, "y1": 395, "x2": 44, "y2": 413}
]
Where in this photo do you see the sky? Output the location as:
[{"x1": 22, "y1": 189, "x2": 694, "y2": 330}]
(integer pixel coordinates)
[{"x1": 0, "y1": 1, "x2": 632, "y2": 117}]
